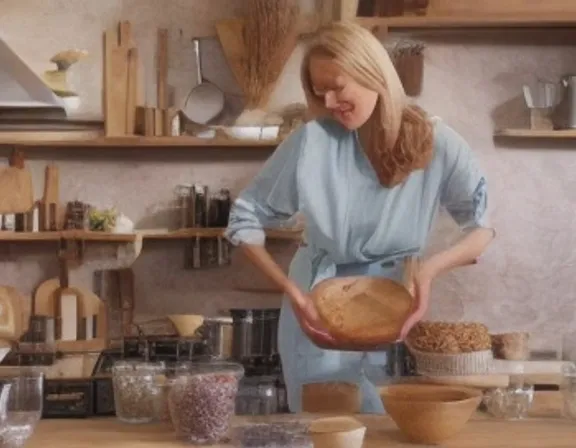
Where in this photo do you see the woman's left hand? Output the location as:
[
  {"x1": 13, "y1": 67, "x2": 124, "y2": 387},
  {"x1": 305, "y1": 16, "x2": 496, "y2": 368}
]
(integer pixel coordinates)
[{"x1": 399, "y1": 262, "x2": 435, "y2": 340}]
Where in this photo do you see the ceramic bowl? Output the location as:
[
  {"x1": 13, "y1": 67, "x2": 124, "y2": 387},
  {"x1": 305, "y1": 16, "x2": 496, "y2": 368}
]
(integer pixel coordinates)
[{"x1": 308, "y1": 416, "x2": 366, "y2": 448}]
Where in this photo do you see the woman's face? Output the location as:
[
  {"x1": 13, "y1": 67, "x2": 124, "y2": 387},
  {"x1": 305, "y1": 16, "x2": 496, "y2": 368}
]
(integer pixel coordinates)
[{"x1": 308, "y1": 55, "x2": 378, "y2": 130}]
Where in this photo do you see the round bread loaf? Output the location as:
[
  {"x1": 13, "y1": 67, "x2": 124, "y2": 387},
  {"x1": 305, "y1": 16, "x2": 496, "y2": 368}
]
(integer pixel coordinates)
[{"x1": 310, "y1": 276, "x2": 415, "y2": 346}]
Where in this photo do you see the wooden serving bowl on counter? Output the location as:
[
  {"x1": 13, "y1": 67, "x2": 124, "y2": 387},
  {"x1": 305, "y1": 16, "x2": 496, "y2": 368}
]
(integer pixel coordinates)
[{"x1": 379, "y1": 384, "x2": 482, "y2": 445}]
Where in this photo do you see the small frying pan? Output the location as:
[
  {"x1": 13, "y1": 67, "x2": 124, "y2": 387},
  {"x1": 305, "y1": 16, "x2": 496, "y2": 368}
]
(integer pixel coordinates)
[{"x1": 182, "y1": 38, "x2": 225, "y2": 125}]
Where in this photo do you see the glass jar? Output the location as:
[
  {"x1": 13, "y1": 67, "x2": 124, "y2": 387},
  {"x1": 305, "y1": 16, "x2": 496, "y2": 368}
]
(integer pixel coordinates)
[
  {"x1": 561, "y1": 363, "x2": 576, "y2": 420},
  {"x1": 153, "y1": 376, "x2": 175, "y2": 424},
  {"x1": 236, "y1": 376, "x2": 278, "y2": 415},
  {"x1": 168, "y1": 360, "x2": 244, "y2": 445},
  {"x1": 483, "y1": 383, "x2": 535, "y2": 420},
  {"x1": 233, "y1": 421, "x2": 312, "y2": 448},
  {"x1": 112, "y1": 361, "x2": 165, "y2": 424}
]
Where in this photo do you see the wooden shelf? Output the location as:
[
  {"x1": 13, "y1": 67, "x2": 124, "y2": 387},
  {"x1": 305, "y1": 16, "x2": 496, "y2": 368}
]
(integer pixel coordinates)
[
  {"x1": 0, "y1": 228, "x2": 302, "y2": 242},
  {"x1": 0, "y1": 133, "x2": 281, "y2": 148},
  {"x1": 0, "y1": 230, "x2": 136, "y2": 242},
  {"x1": 495, "y1": 129, "x2": 576, "y2": 138},
  {"x1": 141, "y1": 228, "x2": 303, "y2": 241},
  {"x1": 357, "y1": 14, "x2": 576, "y2": 30},
  {"x1": 55, "y1": 338, "x2": 107, "y2": 353}
]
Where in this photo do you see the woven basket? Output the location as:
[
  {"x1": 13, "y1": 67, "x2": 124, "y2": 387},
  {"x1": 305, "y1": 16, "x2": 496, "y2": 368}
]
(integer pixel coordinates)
[{"x1": 406, "y1": 343, "x2": 494, "y2": 376}]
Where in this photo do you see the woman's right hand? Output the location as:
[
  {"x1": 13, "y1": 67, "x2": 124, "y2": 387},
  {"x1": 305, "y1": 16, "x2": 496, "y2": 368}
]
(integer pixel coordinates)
[{"x1": 289, "y1": 289, "x2": 338, "y2": 348}]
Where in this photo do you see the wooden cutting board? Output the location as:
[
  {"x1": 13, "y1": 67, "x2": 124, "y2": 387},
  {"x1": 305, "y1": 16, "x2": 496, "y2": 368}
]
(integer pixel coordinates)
[
  {"x1": 415, "y1": 360, "x2": 568, "y2": 389},
  {"x1": 416, "y1": 374, "x2": 510, "y2": 389},
  {"x1": 5, "y1": 285, "x2": 28, "y2": 338},
  {"x1": 0, "y1": 286, "x2": 21, "y2": 341},
  {"x1": 34, "y1": 278, "x2": 102, "y2": 320},
  {"x1": 215, "y1": 18, "x2": 248, "y2": 96},
  {"x1": 0, "y1": 151, "x2": 33, "y2": 214}
]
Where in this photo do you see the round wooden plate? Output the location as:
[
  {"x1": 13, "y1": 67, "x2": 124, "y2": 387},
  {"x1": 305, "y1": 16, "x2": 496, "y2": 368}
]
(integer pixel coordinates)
[{"x1": 310, "y1": 276, "x2": 415, "y2": 348}]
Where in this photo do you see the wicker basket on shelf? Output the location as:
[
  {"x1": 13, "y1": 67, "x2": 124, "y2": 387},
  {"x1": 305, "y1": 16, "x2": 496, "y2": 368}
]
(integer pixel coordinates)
[{"x1": 406, "y1": 321, "x2": 494, "y2": 376}]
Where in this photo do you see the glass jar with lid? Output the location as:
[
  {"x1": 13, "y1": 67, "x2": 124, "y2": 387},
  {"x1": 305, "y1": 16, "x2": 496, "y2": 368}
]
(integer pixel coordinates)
[
  {"x1": 168, "y1": 359, "x2": 244, "y2": 445},
  {"x1": 112, "y1": 360, "x2": 165, "y2": 424}
]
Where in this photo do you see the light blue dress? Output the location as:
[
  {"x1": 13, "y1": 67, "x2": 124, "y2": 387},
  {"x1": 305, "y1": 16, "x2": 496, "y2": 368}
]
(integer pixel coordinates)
[{"x1": 225, "y1": 117, "x2": 490, "y2": 414}]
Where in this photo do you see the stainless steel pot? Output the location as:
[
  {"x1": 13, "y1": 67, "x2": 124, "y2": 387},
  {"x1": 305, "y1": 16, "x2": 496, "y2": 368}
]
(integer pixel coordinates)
[
  {"x1": 230, "y1": 308, "x2": 280, "y2": 360},
  {"x1": 200, "y1": 317, "x2": 232, "y2": 359}
]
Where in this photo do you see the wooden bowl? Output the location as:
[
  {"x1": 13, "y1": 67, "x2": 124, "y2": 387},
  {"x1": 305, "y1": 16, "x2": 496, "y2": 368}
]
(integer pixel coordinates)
[
  {"x1": 167, "y1": 314, "x2": 204, "y2": 337},
  {"x1": 379, "y1": 384, "x2": 482, "y2": 444},
  {"x1": 310, "y1": 276, "x2": 415, "y2": 347},
  {"x1": 309, "y1": 416, "x2": 366, "y2": 448},
  {"x1": 301, "y1": 382, "x2": 361, "y2": 414}
]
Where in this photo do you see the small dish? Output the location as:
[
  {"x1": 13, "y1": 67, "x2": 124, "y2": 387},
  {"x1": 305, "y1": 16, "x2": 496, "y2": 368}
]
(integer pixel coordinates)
[{"x1": 308, "y1": 416, "x2": 366, "y2": 448}]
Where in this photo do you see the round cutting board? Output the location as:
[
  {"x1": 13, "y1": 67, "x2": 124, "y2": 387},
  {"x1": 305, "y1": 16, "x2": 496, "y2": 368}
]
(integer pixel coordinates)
[{"x1": 311, "y1": 276, "x2": 415, "y2": 347}]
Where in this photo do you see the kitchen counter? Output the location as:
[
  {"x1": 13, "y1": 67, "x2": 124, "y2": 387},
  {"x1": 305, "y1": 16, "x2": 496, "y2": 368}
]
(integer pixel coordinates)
[{"x1": 26, "y1": 413, "x2": 576, "y2": 447}]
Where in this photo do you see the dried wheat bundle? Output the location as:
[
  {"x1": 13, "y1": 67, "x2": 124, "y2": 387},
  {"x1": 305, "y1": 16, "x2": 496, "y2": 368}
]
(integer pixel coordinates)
[{"x1": 243, "y1": 0, "x2": 299, "y2": 108}]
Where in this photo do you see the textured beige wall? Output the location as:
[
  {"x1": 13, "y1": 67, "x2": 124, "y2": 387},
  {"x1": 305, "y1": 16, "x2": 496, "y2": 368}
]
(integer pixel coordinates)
[{"x1": 1, "y1": 2, "x2": 576, "y2": 350}]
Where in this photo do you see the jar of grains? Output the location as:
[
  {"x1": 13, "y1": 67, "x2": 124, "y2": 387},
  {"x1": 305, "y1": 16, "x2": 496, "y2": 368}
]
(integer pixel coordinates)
[
  {"x1": 168, "y1": 360, "x2": 244, "y2": 445},
  {"x1": 112, "y1": 361, "x2": 165, "y2": 424}
]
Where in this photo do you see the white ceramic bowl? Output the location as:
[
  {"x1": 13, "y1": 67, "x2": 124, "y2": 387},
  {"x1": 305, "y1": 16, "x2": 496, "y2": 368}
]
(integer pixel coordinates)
[
  {"x1": 308, "y1": 416, "x2": 366, "y2": 448},
  {"x1": 260, "y1": 126, "x2": 280, "y2": 140},
  {"x1": 222, "y1": 126, "x2": 280, "y2": 140}
]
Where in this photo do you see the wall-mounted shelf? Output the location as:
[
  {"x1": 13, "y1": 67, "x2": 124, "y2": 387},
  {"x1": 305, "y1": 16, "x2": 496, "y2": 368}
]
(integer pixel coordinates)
[
  {"x1": 0, "y1": 228, "x2": 302, "y2": 243},
  {"x1": 0, "y1": 230, "x2": 136, "y2": 242},
  {"x1": 495, "y1": 129, "x2": 576, "y2": 139},
  {"x1": 357, "y1": 14, "x2": 576, "y2": 30},
  {"x1": 141, "y1": 228, "x2": 302, "y2": 241},
  {"x1": 0, "y1": 132, "x2": 281, "y2": 149}
]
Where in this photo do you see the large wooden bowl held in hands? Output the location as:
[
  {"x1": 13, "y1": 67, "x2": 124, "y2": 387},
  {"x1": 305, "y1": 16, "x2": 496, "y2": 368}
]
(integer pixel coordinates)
[
  {"x1": 380, "y1": 384, "x2": 482, "y2": 444},
  {"x1": 310, "y1": 276, "x2": 415, "y2": 348}
]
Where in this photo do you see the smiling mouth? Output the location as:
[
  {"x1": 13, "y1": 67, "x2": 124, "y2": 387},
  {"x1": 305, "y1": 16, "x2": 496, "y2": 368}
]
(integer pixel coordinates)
[{"x1": 335, "y1": 109, "x2": 353, "y2": 120}]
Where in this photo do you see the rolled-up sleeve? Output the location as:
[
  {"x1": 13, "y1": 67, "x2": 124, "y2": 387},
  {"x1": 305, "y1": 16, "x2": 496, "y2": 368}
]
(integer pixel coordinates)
[
  {"x1": 438, "y1": 124, "x2": 492, "y2": 232},
  {"x1": 225, "y1": 127, "x2": 305, "y2": 246}
]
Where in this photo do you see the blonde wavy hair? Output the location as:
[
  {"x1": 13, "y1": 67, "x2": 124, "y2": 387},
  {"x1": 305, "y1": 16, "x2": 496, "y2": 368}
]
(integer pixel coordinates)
[{"x1": 301, "y1": 22, "x2": 434, "y2": 187}]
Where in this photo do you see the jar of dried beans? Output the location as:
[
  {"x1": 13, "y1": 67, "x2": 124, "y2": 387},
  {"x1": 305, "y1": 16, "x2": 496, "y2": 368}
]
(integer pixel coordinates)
[
  {"x1": 168, "y1": 360, "x2": 244, "y2": 445},
  {"x1": 112, "y1": 361, "x2": 165, "y2": 424}
]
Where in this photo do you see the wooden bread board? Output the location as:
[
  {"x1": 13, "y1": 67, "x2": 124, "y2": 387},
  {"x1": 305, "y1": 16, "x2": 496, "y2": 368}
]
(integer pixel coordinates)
[
  {"x1": 415, "y1": 374, "x2": 511, "y2": 389},
  {"x1": 34, "y1": 278, "x2": 101, "y2": 319},
  {"x1": 0, "y1": 152, "x2": 34, "y2": 214},
  {"x1": 414, "y1": 360, "x2": 567, "y2": 389}
]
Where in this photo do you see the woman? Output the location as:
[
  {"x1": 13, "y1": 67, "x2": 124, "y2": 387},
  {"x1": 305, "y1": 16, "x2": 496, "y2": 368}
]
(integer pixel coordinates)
[{"x1": 225, "y1": 22, "x2": 495, "y2": 414}]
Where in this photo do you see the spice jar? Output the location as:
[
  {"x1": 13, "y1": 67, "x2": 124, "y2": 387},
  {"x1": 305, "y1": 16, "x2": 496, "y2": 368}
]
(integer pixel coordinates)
[
  {"x1": 112, "y1": 361, "x2": 165, "y2": 424},
  {"x1": 168, "y1": 360, "x2": 244, "y2": 445}
]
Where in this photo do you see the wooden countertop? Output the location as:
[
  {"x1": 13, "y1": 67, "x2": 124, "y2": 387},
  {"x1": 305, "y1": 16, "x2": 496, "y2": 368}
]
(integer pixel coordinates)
[{"x1": 26, "y1": 413, "x2": 576, "y2": 447}]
